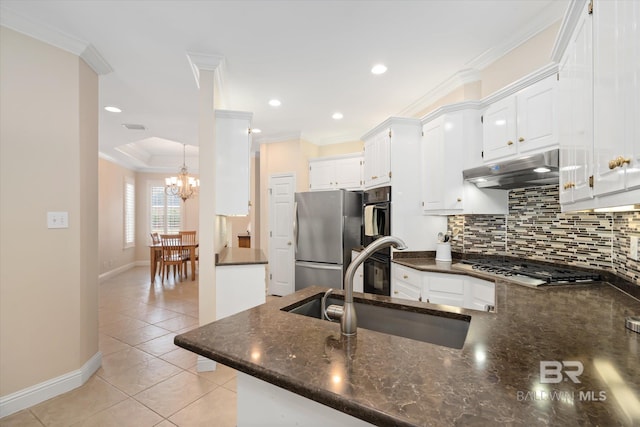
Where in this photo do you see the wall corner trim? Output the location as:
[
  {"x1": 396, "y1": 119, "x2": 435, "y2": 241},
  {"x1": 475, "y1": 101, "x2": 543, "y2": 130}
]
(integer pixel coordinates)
[{"x1": 0, "y1": 351, "x2": 102, "y2": 418}]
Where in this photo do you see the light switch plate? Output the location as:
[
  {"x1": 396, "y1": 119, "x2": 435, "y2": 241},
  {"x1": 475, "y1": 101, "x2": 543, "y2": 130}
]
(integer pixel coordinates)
[
  {"x1": 47, "y1": 211, "x2": 69, "y2": 229},
  {"x1": 630, "y1": 236, "x2": 639, "y2": 261}
]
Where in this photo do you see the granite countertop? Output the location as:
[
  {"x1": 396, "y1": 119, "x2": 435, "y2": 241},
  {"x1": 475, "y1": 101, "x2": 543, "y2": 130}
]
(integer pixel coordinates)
[
  {"x1": 215, "y1": 247, "x2": 268, "y2": 266},
  {"x1": 175, "y1": 275, "x2": 640, "y2": 426}
]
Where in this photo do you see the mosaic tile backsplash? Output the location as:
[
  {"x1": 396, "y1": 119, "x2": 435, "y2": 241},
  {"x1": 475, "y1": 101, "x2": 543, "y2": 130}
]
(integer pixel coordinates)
[{"x1": 448, "y1": 185, "x2": 639, "y2": 285}]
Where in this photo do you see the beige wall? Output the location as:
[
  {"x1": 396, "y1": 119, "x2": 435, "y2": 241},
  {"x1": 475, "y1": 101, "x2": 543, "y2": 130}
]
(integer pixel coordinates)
[
  {"x1": 316, "y1": 140, "x2": 364, "y2": 157},
  {"x1": 481, "y1": 21, "x2": 561, "y2": 98},
  {"x1": 258, "y1": 139, "x2": 319, "y2": 257},
  {"x1": 98, "y1": 158, "x2": 137, "y2": 274},
  {"x1": 0, "y1": 27, "x2": 99, "y2": 396}
]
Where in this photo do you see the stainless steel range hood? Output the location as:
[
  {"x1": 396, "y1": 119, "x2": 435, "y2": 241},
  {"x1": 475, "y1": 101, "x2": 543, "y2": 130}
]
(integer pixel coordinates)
[{"x1": 463, "y1": 149, "x2": 559, "y2": 190}]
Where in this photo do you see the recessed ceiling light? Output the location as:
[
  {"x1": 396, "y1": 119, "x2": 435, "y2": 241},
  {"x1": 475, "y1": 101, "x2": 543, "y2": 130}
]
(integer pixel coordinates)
[
  {"x1": 332, "y1": 112, "x2": 343, "y2": 120},
  {"x1": 252, "y1": 128, "x2": 262, "y2": 133},
  {"x1": 533, "y1": 167, "x2": 551, "y2": 173},
  {"x1": 104, "y1": 106, "x2": 122, "y2": 113},
  {"x1": 371, "y1": 64, "x2": 387, "y2": 75},
  {"x1": 268, "y1": 99, "x2": 281, "y2": 107}
]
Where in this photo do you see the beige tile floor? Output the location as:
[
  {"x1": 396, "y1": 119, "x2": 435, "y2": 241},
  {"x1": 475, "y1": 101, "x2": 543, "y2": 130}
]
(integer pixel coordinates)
[{"x1": 0, "y1": 267, "x2": 237, "y2": 427}]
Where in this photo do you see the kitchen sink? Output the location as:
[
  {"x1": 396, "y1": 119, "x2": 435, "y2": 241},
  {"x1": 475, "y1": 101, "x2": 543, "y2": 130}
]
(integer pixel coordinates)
[{"x1": 283, "y1": 294, "x2": 470, "y2": 349}]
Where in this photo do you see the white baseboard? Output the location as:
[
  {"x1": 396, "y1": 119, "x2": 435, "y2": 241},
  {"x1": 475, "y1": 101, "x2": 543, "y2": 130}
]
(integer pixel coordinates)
[
  {"x1": 196, "y1": 355, "x2": 216, "y2": 372},
  {"x1": 98, "y1": 262, "x2": 138, "y2": 282},
  {"x1": 0, "y1": 351, "x2": 102, "y2": 418}
]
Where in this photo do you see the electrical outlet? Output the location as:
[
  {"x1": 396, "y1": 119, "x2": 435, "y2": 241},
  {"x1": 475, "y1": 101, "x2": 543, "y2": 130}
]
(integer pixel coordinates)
[{"x1": 630, "y1": 236, "x2": 639, "y2": 261}]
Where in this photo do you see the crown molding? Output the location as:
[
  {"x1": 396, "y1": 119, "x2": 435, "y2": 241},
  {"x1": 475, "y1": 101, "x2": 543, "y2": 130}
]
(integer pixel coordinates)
[
  {"x1": 215, "y1": 109, "x2": 253, "y2": 121},
  {"x1": 361, "y1": 117, "x2": 422, "y2": 141},
  {"x1": 308, "y1": 130, "x2": 363, "y2": 146},
  {"x1": 254, "y1": 131, "x2": 302, "y2": 145},
  {"x1": 186, "y1": 51, "x2": 228, "y2": 107},
  {"x1": 398, "y1": 68, "x2": 481, "y2": 118},
  {"x1": 0, "y1": 7, "x2": 112, "y2": 75},
  {"x1": 80, "y1": 44, "x2": 113, "y2": 75},
  {"x1": 465, "y1": 1, "x2": 568, "y2": 71},
  {"x1": 551, "y1": 0, "x2": 588, "y2": 63},
  {"x1": 420, "y1": 100, "x2": 483, "y2": 124}
]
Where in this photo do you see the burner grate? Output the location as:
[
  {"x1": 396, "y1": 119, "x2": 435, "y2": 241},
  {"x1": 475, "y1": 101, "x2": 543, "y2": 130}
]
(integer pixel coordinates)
[{"x1": 462, "y1": 258, "x2": 600, "y2": 284}]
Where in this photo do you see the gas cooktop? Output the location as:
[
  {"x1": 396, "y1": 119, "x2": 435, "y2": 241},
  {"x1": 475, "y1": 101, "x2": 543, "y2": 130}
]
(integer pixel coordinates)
[{"x1": 453, "y1": 258, "x2": 601, "y2": 287}]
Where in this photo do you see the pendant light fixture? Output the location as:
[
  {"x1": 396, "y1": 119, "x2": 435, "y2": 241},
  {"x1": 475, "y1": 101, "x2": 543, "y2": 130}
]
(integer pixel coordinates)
[{"x1": 165, "y1": 144, "x2": 199, "y2": 202}]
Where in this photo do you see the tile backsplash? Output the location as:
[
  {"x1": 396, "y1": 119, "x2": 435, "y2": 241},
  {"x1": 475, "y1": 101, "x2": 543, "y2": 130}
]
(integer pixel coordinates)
[{"x1": 448, "y1": 185, "x2": 639, "y2": 285}]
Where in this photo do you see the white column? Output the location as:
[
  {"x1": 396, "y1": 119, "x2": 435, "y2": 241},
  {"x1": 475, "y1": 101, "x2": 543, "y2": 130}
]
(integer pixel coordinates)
[{"x1": 188, "y1": 52, "x2": 224, "y2": 372}]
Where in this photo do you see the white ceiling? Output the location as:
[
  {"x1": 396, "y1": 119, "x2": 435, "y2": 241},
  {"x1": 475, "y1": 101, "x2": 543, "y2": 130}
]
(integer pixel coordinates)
[{"x1": 0, "y1": 0, "x2": 568, "y2": 173}]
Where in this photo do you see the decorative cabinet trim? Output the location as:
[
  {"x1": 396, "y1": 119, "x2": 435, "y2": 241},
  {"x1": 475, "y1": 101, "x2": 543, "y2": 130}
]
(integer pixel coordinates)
[
  {"x1": 360, "y1": 117, "x2": 421, "y2": 141},
  {"x1": 480, "y1": 62, "x2": 558, "y2": 108},
  {"x1": 551, "y1": 0, "x2": 590, "y2": 63}
]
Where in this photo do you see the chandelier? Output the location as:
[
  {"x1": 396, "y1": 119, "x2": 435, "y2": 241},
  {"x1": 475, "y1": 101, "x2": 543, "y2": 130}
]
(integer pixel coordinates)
[{"x1": 165, "y1": 144, "x2": 199, "y2": 202}]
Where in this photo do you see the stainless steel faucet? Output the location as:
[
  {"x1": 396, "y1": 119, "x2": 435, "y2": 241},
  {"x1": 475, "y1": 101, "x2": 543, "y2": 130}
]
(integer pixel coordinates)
[{"x1": 324, "y1": 236, "x2": 407, "y2": 336}]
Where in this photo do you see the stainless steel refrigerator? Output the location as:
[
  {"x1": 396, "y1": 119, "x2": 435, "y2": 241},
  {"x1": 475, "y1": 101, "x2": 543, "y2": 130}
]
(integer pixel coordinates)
[{"x1": 294, "y1": 190, "x2": 362, "y2": 291}]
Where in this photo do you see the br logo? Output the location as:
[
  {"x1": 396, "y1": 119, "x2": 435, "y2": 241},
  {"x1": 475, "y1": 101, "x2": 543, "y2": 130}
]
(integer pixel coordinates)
[{"x1": 540, "y1": 361, "x2": 584, "y2": 384}]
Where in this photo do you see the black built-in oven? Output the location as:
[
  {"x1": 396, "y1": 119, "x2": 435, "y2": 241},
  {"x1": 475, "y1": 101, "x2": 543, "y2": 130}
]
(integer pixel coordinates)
[{"x1": 362, "y1": 186, "x2": 391, "y2": 295}]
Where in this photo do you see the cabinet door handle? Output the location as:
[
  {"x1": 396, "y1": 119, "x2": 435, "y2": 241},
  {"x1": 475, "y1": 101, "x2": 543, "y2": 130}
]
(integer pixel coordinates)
[
  {"x1": 393, "y1": 291, "x2": 399, "y2": 295},
  {"x1": 563, "y1": 182, "x2": 575, "y2": 190},
  {"x1": 287, "y1": 241, "x2": 292, "y2": 246},
  {"x1": 457, "y1": 197, "x2": 462, "y2": 202},
  {"x1": 403, "y1": 275, "x2": 408, "y2": 279},
  {"x1": 609, "y1": 156, "x2": 632, "y2": 170},
  {"x1": 518, "y1": 137, "x2": 525, "y2": 142},
  {"x1": 507, "y1": 141, "x2": 514, "y2": 146}
]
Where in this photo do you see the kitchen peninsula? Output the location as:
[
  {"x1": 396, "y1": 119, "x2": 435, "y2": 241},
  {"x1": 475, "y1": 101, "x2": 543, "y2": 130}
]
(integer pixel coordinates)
[
  {"x1": 175, "y1": 276, "x2": 640, "y2": 425},
  {"x1": 215, "y1": 247, "x2": 267, "y2": 320}
]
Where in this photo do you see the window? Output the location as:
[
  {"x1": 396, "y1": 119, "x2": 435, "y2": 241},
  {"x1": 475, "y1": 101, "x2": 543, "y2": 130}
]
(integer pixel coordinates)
[
  {"x1": 124, "y1": 178, "x2": 135, "y2": 248},
  {"x1": 150, "y1": 185, "x2": 182, "y2": 234}
]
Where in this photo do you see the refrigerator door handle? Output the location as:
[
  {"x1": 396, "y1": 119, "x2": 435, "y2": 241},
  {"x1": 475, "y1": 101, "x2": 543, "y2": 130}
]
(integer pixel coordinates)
[
  {"x1": 295, "y1": 261, "x2": 343, "y2": 270},
  {"x1": 293, "y1": 201, "x2": 298, "y2": 254}
]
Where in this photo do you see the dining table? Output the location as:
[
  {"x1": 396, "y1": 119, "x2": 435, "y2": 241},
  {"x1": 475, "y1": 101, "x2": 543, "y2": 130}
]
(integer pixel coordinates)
[{"x1": 149, "y1": 241, "x2": 198, "y2": 283}]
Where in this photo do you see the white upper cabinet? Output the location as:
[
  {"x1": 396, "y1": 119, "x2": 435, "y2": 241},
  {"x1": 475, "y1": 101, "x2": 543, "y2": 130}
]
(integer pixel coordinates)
[
  {"x1": 558, "y1": 0, "x2": 594, "y2": 205},
  {"x1": 362, "y1": 117, "x2": 442, "y2": 251},
  {"x1": 216, "y1": 110, "x2": 252, "y2": 215},
  {"x1": 483, "y1": 75, "x2": 559, "y2": 163},
  {"x1": 363, "y1": 130, "x2": 391, "y2": 189},
  {"x1": 482, "y1": 97, "x2": 518, "y2": 161},
  {"x1": 592, "y1": 0, "x2": 640, "y2": 196},
  {"x1": 309, "y1": 154, "x2": 363, "y2": 191},
  {"x1": 422, "y1": 114, "x2": 464, "y2": 213},
  {"x1": 421, "y1": 106, "x2": 507, "y2": 215},
  {"x1": 555, "y1": 0, "x2": 640, "y2": 210}
]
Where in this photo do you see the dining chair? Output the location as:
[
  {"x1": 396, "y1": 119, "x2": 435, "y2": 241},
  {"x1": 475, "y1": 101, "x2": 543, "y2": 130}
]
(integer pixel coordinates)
[
  {"x1": 160, "y1": 234, "x2": 186, "y2": 282},
  {"x1": 179, "y1": 230, "x2": 198, "y2": 277}
]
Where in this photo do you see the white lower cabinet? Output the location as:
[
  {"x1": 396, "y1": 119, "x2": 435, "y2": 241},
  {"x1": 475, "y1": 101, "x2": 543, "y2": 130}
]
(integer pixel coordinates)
[
  {"x1": 391, "y1": 264, "x2": 422, "y2": 301},
  {"x1": 467, "y1": 276, "x2": 496, "y2": 312},
  {"x1": 216, "y1": 264, "x2": 266, "y2": 320},
  {"x1": 351, "y1": 250, "x2": 364, "y2": 293},
  {"x1": 391, "y1": 264, "x2": 495, "y2": 311},
  {"x1": 423, "y1": 272, "x2": 465, "y2": 307}
]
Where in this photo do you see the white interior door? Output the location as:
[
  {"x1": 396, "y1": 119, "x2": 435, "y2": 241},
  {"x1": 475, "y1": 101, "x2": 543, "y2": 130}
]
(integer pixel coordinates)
[{"x1": 268, "y1": 174, "x2": 295, "y2": 296}]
